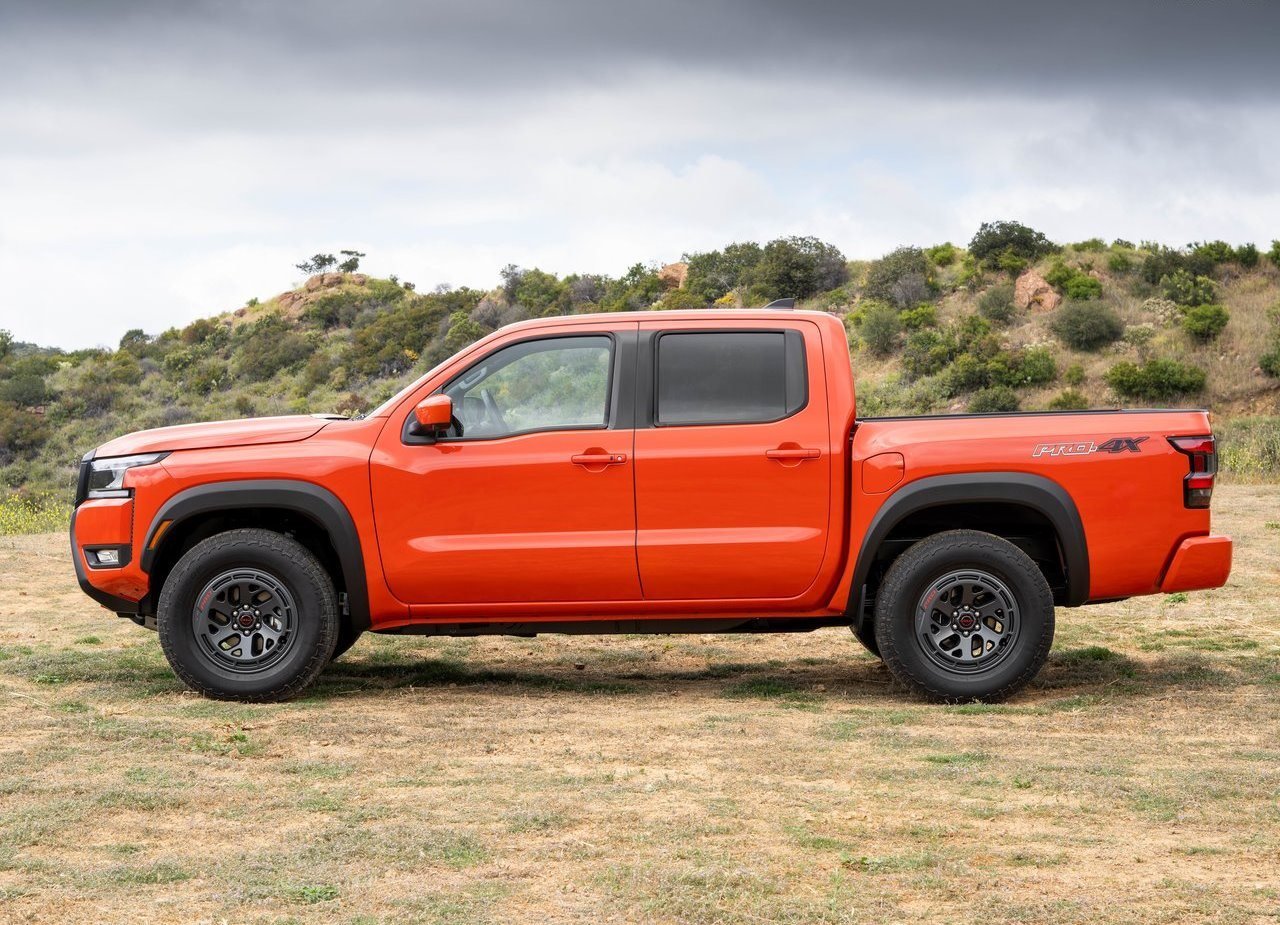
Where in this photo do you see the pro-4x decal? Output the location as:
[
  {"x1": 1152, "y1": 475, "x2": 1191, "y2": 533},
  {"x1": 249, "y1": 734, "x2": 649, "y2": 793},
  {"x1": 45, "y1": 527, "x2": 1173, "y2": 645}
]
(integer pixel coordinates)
[
  {"x1": 1032, "y1": 436, "x2": 1148, "y2": 458},
  {"x1": 1096, "y1": 436, "x2": 1149, "y2": 454}
]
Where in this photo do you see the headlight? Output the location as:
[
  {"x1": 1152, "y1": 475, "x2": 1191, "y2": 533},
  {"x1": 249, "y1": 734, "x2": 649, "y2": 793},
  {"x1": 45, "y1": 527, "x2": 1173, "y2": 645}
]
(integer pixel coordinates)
[{"x1": 86, "y1": 453, "x2": 168, "y2": 499}]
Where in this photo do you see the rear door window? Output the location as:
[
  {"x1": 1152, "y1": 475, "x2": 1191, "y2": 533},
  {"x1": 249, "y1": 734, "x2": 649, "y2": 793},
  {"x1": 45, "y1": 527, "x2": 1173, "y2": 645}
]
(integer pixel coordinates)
[{"x1": 655, "y1": 330, "x2": 806, "y2": 426}]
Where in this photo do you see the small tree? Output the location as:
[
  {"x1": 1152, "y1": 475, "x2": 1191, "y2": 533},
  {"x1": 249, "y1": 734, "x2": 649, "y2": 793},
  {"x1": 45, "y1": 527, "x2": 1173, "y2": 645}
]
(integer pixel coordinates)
[
  {"x1": 968, "y1": 221, "x2": 1057, "y2": 267},
  {"x1": 338, "y1": 250, "x2": 366, "y2": 273},
  {"x1": 857, "y1": 302, "x2": 901, "y2": 356},
  {"x1": 864, "y1": 246, "x2": 931, "y2": 307},
  {"x1": 296, "y1": 253, "x2": 337, "y2": 275}
]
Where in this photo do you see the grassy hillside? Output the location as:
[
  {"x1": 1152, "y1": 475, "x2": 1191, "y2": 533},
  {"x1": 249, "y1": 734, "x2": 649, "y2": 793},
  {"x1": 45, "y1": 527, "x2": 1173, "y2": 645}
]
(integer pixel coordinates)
[{"x1": 2, "y1": 228, "x2": 1279, "y2": 530}]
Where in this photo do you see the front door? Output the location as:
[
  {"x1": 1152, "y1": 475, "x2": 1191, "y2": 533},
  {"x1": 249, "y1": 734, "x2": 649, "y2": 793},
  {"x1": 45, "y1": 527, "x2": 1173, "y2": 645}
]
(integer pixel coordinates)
[
  {"x1": 371, "y1": 325, "x2": 640, "y2": 605},
  {"x1": 633, "y1": 320, "x2": 830, "y2": 601}
]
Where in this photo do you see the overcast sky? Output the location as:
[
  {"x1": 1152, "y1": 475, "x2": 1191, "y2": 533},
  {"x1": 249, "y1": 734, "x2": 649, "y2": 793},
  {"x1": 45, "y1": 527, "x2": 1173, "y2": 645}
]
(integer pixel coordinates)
[{"x1": 2, "y1": 0, "x2": 1279, "y2": 349}]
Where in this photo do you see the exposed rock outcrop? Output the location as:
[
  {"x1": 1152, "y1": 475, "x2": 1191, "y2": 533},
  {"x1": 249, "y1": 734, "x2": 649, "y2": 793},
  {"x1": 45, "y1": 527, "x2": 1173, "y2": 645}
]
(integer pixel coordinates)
[
  {"x1": 659, "y1": 262, "x2": 689, "y2": 289},
  {"x1": 1014, "y1": 270, "x2": 1061, "y2": 313}
]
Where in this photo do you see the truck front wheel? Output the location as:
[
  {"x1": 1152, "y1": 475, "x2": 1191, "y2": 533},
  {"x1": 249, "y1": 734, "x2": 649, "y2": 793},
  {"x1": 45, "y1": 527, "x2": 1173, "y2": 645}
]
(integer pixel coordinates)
[
  {"x1": 874, "y1": 530, "x2": 1054, "y2": 702},
  {"x1": 158, "y1": 528, "x2": 339, "y2": 701}
]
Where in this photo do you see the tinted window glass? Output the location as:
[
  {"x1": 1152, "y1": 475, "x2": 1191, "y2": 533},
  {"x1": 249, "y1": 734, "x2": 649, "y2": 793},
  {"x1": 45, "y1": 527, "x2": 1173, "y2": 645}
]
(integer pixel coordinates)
[
  {"x1": 656, "y1": 331, "x2": 806, "y2": 425},
  {"x1": 444, "y1": 336, "x2": 612, "y2": 438}
]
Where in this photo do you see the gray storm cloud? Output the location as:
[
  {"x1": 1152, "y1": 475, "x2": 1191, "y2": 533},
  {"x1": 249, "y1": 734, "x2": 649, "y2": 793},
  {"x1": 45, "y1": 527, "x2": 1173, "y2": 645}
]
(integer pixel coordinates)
[{"x1": 0, "y1": 1, "x2": 1278, "y2": 348}]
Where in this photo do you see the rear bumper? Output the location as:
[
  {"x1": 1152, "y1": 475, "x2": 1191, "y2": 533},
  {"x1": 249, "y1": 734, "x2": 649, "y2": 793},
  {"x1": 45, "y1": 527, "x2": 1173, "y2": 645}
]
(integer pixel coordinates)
[{"x1": 1159, "y1": 534, "x2": 1232, "y2": 593}]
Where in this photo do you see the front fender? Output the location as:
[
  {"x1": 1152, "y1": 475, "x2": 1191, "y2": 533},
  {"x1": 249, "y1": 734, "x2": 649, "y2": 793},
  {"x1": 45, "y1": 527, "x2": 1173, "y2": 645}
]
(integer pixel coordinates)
[{"x1": 140, "y1": 479, "x2": 371, "y2": 631}]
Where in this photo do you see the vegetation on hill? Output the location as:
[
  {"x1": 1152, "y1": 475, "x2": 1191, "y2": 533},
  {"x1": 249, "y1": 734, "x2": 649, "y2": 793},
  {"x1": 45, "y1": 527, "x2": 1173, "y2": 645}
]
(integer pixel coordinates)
[{"x1": 2, "y1": 224, "x2": 1279, "y2": 528}]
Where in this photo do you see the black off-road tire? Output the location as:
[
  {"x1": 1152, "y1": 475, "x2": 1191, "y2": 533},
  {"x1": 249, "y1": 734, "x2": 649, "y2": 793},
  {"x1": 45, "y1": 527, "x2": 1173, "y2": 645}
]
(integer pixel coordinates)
[
  {"x1": 329, "y1": 624, "x2": 364, "y2": 662},
  {"x1": 874, "y1": 529, "x2": 1054, "y2": 703},
  {"x1": 851, "y1": 622, "x2": 881, "y2": 659},
  {"x1": 158, "y1": 528, "x2": 339, "y2": 702}
]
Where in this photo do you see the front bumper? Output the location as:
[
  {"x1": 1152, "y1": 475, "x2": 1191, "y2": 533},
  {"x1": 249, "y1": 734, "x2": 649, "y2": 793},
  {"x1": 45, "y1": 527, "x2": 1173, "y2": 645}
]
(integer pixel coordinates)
[
  {"x1": 70, "y1": 503, "x2": 149, "y2": 617},
  {"x1": 1159, "y1": 534, "x2": 1233, "y2": 593}
]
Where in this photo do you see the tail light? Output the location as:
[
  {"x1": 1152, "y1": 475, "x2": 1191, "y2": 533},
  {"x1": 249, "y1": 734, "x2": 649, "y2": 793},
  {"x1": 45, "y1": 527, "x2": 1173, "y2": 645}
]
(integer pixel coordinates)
[{"x1": 1169, "y1": 435, "x2": 1216, "y2": 509}]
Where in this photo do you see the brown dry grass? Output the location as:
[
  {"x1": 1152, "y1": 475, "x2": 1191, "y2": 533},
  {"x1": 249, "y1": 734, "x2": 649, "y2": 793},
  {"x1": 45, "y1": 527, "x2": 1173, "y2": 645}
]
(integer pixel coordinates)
[{"x1": 1, "y1": 487, "x2": 1278, "y2": 924}]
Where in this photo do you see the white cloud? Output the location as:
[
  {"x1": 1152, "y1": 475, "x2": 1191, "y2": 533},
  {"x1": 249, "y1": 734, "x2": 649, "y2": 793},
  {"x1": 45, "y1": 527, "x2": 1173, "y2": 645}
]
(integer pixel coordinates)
[{"x1": 2, "y1": 56, "x2": 1279, "y2": 348}]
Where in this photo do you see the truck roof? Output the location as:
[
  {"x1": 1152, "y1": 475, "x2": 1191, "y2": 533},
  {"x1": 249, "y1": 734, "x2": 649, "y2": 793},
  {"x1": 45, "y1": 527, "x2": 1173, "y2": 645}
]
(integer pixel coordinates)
[{"x1": 498, "y1": 308, "x2": 843, "y2": 333}]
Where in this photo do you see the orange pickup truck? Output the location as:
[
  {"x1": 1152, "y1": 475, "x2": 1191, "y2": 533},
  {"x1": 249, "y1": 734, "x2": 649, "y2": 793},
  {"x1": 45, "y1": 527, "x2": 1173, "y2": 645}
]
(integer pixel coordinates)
[{"x1": 71, "y1": 309, "x2": 1232, "y2": 702}]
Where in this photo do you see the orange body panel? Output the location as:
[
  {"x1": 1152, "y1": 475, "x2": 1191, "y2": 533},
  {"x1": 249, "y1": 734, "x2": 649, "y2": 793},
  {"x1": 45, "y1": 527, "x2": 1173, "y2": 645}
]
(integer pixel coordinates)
[
  {"x1": 1159, "y1": 535, "x2": 1233, "y2": 593},
  {"x1": 632, "y1": 317, "x2": 832, "y2": 602},
  {"x1": 862, "y1": 452, "x2": 905, "y2": 494},
  {"x1": 71, "y1": 309, "x2": 1230, "y2": 633}
]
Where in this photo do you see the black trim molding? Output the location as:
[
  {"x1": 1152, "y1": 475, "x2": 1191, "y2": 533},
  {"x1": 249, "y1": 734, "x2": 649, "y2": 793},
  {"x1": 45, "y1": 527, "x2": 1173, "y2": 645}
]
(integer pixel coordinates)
[
  {"x1": 852, "y1": 471, "x2": 1090, "y2": 608},
  {"x1": 140, "y1": 480, "x2": 371, "y2": 631}
]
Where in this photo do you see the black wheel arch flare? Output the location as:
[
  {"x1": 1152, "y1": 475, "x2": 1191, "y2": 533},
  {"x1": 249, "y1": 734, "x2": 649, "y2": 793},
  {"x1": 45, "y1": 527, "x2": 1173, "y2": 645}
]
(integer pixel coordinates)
[
  {"x1": 851, "y1": 471, "x2": 1090, "y2": 612},
  {"x1": 140, "y1": 480, "x2": 371, "y2": 632}
]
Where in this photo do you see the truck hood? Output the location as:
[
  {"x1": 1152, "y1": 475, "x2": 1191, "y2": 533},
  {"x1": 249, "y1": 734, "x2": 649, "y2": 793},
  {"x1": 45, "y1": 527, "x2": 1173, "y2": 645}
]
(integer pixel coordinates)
[{"x1": 93, "y1": 414, "x2": 344, "y2": 458}]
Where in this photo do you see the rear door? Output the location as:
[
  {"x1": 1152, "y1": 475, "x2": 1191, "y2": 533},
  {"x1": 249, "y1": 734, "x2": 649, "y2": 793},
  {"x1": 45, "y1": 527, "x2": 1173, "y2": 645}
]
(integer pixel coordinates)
[{"x1": 633, "y1": 319, "x2": 830, "y2": 601}]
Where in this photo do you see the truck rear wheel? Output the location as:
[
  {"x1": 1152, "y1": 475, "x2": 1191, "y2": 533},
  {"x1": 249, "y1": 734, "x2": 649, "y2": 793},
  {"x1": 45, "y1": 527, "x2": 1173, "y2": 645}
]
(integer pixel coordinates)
[
  {"x1": 874, "y1": 530, "x2": 1054, "y2": 702},
  {"x1": 158, "y1": 528, "x2": 338, "y2": 702}
]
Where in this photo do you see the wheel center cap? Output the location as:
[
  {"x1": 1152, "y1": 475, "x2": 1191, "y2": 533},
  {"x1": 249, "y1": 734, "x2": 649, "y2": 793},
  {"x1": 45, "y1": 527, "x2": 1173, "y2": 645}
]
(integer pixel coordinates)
[
  {"x1": 957, "y1": 614, "x2": 976, "y2": 629},
  {"x1": 237, "y1": 613, "x2": 255, "y2": 629}
]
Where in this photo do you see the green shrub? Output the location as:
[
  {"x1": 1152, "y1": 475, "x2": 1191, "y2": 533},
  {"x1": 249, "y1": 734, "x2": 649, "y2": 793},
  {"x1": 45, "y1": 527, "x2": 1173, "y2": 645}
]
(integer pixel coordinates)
[
  {"x1": 902, "y1": 328, "x2": 958, "y2": 380},
  {"x1": 864, "y1": 246, "x2": 931, "y2": 307},
  {"x1": 1105, "y1": 359, "x2": 1206, "y2": 401},
  {"x1": 1050, "y1": 302, "x2": 1123, "y2": 350},
  {"x1": 1048, "y1": 388, "x2": 1089, "y2": 411},
  {"x1": 1064, "y1": 274, "x2": 1103, "y2": 300},
  {"x1": 1180, "y1": 304, "x2": 1229, "y2": 341},
  {"x1": 1235, "y1": 243, "x2": 1260, "y2": 268},
  {"x1": 996, "y1": 251, "x2": 1028, "y2": 276},
  {"x1": 660, "y1": 288, "x2": 706, "y2": 310},
  {"x1": 1160, "y1": 269, "x2": 1216, "y2": 306},
  {"x1": 1064, "y1": 363, "x2": 1085, "y2": 386},
  {"x1": 746, "y1": 236, "x2": 849, "y2": 302},
  {"x1": 1189, "y1": 240, "x2": 1235, "y2": 266},
  {"x1": 1140, "y1": 246, "x2": 1217, "y2": 286},
  {"x1": 1107, "y1": 252, "x2": 1132, "y2": 273},
  {"x1": 897, "y1": 303, "x2": 937, "y2": 330},
  {"x1": 1269, "y1": 240, "x2": 1280, "y2": 268},
  {"x1": 858, "y1": 302, "x2": 901, "y2": 356},
  {"x1": 1215, "y1": 416, "x2": 1280, "y2": 480},
  {"x1": 1012, "y1": 346, "x2": 1057, "y2": 386},
  {"x1": 1112, "y1": 239, "x2": 1135, "y2": 249},
  {"x1": 234, "y1": 312, "x2": 314, "y2": 382},
  {"x1": 683, "y1": 242, "x2": 764, "y2": 302},
  {"x1": 955, "y1": 253, "x2": 981, "y2": 290},
  {"x1": 1045, "y1": 261, "x2": 1074, "y2": 289},
  {"x1": 968, "y1": 386, "x2": 1020, "y2": 413},
  {"x1": 926, "y1": 242, "x2": 957, "y2": 266},
  {"x1": 1260, "y1": 346, "x2": 1280, "y2": 378},
  {"x1": 947, "y1": 353, "x2": 989, "y2": 393},
  {"x1": 977, "y1": 283, "x2": 1016, "y2": 324},
  {"x1": 1045, "y1": 261, "x2": 1101, "y2": 299},
  {"x1": 0, "y1": 375, "x2": 48, "y2": 406},
  {"x1": 969, "y1": 221, "x2": 1057, "y2": 267},
  {"x1": 1073, "y1": 238, "x2": 1106, "y2": 252}
]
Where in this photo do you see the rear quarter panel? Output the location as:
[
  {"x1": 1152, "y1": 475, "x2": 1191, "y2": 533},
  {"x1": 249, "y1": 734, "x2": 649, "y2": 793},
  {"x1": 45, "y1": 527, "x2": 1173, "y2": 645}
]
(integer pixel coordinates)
[{"x1": 846, "y1": 411, "x2": 1214, "y2": 601}]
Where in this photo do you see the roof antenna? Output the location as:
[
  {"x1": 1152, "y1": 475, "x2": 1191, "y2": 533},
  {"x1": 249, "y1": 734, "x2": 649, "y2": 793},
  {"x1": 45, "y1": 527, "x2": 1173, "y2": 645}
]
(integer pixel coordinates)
[{"x1": 763, "y1": 298, "x2": 795, "y2": 310}]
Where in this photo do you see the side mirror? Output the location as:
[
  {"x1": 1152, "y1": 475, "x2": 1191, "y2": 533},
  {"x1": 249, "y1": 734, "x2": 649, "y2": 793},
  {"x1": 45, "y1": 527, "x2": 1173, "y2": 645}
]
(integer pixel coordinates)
[{"x1": 412, "y1": 394, "x2": 453, "y2": 438}]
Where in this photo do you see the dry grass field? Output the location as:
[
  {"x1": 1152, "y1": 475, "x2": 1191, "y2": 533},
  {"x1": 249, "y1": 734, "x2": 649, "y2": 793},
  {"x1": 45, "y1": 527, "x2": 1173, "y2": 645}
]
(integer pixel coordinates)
[{"x1": 1, "y1": 486, "x2": 1278, "y2": 924}]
